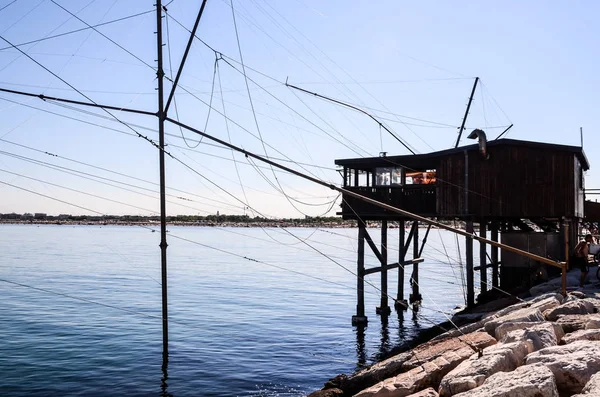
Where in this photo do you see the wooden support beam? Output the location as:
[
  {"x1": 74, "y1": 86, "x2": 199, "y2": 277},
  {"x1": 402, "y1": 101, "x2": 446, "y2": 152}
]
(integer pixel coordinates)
[
  {"x1": 562, "y1": 221, "x2": 569, "y2": 297},
  {"x1": 396, "y1": 220, "x2": 407, "y2": 309},
  {"x1": 403, "y1": 221, "x2": 416, "y2": 254},
  {"x1": 363, "y1": 228, "x2": 384, "y2": 264},
  {"x1": 365, "y1": 258, "x2": 425, "y2": 275},
  {"x1": 466, "y1": 221, "x2": 475, "y2": 307},
  {"x1": 410, "y1": 221, "x2": 422, "y2": 304},
  {"x1": 418, "y1": 224, "x2": 432, "y2": 258},
  {"x1": 480, "y1": 220, "x2": 487, "y2": 293},
  {"x1": 352, "y1": 223, "x2": 368, "y2": 325},
  {"x1": 491, "y1": 222, "x2": 499, "y2": 288},
  {"x1": 474, "y1": 261, "x2": 502, "y2": 271},
  {"x1": 377, "y1": 220, "x2": 390, "y2": 315}
]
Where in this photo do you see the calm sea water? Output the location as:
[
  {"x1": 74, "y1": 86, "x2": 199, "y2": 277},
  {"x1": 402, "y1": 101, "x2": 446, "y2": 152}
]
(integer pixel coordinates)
[{"x1": 0, "y1": 224, "x2": 476, "y2": 396}]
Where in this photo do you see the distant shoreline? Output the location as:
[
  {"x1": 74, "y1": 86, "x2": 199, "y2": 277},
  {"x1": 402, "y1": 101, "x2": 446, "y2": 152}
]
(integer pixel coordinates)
[
  {"x1": 0, "y1": 219, "x2": 460, "y2": 229},
  {"x1": 0, "y1": 219, "x2": 359, "y2": 228}
]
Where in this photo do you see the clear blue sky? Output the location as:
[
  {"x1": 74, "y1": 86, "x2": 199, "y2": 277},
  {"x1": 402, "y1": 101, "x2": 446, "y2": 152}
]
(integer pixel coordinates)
[{"x1": 0, "y1": 0, "x2": 598, "y2": 217}]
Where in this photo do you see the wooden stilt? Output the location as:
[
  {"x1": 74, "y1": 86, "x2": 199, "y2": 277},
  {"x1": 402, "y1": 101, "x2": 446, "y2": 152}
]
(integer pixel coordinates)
[
  {"x1": 377, "y1": 220, "x2": 391, "y2": 315},
  {"x1": 466, "y1": 220, "x2": 475, "y2": 307},
  {"x1": 409, "y1": 221, "x2": 422, "y2": 304},
  {"x1": 479, "y1": 220, "x2": 487, "y2": 293},
  {"x1": 396, "y1": 220, "x2": 407, "y2": 310},
  {"x1": 491, "y1": 222, "x2": 499, "y2": 289},
  {"x1": 562, "y1": 221, "x2": 569, "y2": 297},
  {"x1": 352, "y1": 222, "x2": 368, "y2": 325}
]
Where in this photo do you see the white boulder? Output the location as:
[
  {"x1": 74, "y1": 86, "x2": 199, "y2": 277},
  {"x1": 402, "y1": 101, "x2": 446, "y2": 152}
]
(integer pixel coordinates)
[
  {"x1": 499, "y1": 322, "x2": 563, "y2": 350},
  {"x1": 561, "y1": 329, "x2": 600, "y2": 344},
  {"x1": 438, "y1": 341, "x2": 530, "y2": 396},
  {"x1": 494, "y1": 321, "x2": 564, "y2": 345},
  {"x1": 483, "y1": 307, "x2": 545, "y2": 335},
  {"x1": 525, "y1": 340, "x2": 600, "y2": 395},
  {"x1": 544, "y1": 299, "x2": 595, "y2": 321},
  {"x1": 450, "y1": 363, "x2": 559, "y2": 397}
]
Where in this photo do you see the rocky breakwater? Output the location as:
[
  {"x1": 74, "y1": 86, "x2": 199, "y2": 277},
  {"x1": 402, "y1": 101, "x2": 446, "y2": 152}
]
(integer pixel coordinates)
[{"x1": 309, "y1": 281, "x2": 600, "y2": 397}]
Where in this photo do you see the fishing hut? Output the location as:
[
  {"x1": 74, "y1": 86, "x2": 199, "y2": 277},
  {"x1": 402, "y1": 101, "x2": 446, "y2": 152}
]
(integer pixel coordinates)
[{"x1": 335, "y1": 135, "x2": 589, "y2": 324}]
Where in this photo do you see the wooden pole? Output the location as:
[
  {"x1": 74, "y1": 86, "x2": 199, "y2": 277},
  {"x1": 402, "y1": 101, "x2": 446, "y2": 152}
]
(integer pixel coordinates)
[
  {"x1": 378, "y1": 220, "x2": 390, "y2": 315},
  {"x1": 353, "y1": 223, "x2": 368, "y2": 325},
  {"x1": 155, "y1": 0, "x2": 169, "y2": 367},
  {"x1": 491, "y1": 222, "x2": 499, "y2": 288},
  {"x1": 562, "y1": 222, "x2": 569, "y2": 297},
  {"x1": 455, "y1": 77, "x2": 479, "y2": 148},
  {"x1": 410, "y1": 221, "x2": 421, "y2": 304},
  {"x1": 396, "y1": 220, "x2": 407, "y2": 309},
  {"x1": 466, "y1": 221, "x2": 475, "y2": 307},
  {"x1": 480, "y1": 220, "x2": 487, "y2": 293}
]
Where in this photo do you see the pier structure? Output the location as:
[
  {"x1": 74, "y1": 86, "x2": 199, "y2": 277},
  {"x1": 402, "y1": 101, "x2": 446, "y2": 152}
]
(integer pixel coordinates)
[{"x1": 336, "y1": 137, "x2": 589, "y2": 324}]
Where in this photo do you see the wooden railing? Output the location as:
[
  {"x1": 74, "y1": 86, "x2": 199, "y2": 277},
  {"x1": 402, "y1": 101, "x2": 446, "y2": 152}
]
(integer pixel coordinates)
[{"x1": 341, "y1": 185, "x2": 436, "y2": 217}]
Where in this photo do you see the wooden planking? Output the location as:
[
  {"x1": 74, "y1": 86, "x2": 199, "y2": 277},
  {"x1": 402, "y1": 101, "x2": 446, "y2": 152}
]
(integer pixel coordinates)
[
  {"x1": 438, "y1": 146, "x2": 580, "y2": 218},
  {"x1": 340, "y1": 142, "x2": 584, "y2": 220}
]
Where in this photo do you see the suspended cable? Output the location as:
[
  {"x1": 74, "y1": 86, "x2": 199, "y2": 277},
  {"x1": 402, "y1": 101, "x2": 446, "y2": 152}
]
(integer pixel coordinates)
[
  {"x1": 49, "y1": 0, "x2": 156, "y2": 71},
  {"x1": 0, "y1": 9, "x2": 154, "y2": 52}
]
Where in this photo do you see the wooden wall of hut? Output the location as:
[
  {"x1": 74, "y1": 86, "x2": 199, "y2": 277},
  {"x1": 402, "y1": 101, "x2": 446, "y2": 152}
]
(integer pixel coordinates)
[{"x1": 437, "y1": 146, "x2": 584, "y2": 219}]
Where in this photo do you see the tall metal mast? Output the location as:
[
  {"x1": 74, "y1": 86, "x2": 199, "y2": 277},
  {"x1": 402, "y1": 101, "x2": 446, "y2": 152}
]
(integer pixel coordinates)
[{"x1": 155, "y1": 0, "x2": 169, "y2": 365}]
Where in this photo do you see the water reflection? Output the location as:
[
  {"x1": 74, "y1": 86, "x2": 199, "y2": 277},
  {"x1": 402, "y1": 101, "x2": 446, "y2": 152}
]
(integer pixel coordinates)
[
  {"x1": 354, "y1": 325, "x2": 367, "y2": 369},
  {"x1": 355, "y1": 310, "x2": 416, "y2": 367},
  {"x1": 378, "y1": 316, "x2": 391, "y2": 360},
  {"x1": 161, "y1": 353, "x2": 173, "y2": 397}
]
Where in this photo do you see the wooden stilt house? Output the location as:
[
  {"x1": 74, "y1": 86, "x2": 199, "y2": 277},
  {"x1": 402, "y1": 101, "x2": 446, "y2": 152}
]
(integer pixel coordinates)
[{"x1": 335, "y1": 137, "x2": 589, "y2": 322}]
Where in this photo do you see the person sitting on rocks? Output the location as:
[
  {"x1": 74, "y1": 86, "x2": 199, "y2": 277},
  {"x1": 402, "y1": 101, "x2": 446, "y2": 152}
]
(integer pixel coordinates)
[{"x1": 573, "y1": 234, "x2": 593, "y2": 287}]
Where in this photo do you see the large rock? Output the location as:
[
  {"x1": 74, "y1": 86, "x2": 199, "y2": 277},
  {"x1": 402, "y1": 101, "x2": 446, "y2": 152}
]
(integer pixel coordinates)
[
  {"x1": 431, "y1": 321, "x2": 485, "y2": 342},
  {"x1": 572, "y1": 372, "x2": 600, "y2": 396},
  {"x1": 583, "y1": 297, "x2": 600, "y2": 313},
  {"x1": 527, "y1": 295, "x2": 563, "y2": 313},
  {"x1": 330, "y1": 332, "x2": 495, "y2": 396},
  {"x1": 556, "y1": 314, "x2": 600, "y2": 333},
  {"x1": 525, "y1": 340, "x2": 600, "y2": 395},
  {"x1": 527, "y1": 292, "x2": 565, "y2": 305},
  {"x1": 562, "y1": 329, "x2": 600, "y2": 344},
  {"x1": 354, "y1": 333, "x2": 495, "y2": 397},
  {"x1": 499, "y1": 322, "x2": 563, "y2": 350},
  {"x1": 450, "y1": 363, "x2": 559, "y2": 397},
  {"x1": 544, "y1": 299, "x2": 595, "y2": 321},
  {"x1": 354, "y1": 357, "x2": 452, "y2": 397},
  {"x1": 586, "y1": 317, "x2": 600, "y2": 330},
  {"x1": 406, "y1": 388, "x2": 439, "y2": 397},
  {"x1": 529, "y1": 273, "x2": 580, "y2": 296},
  {"x1": 306, "y1": 389, "x2": 343, "y2": 397},
  {"x1": 401, "y1": 333, "x2": 496, "y2": 369},
  {"x1": 483, "y1": 307, "x2": 545, "y2": 335},
  {"x1": 324, "y1": 352, "x2": 412, "y2": 395},
  {"x1": 438, "y1": 341, "x2": 531, "y2": 396},
  {"x1": 494, "y1": 321, "x2": 564, "y2": 344}
]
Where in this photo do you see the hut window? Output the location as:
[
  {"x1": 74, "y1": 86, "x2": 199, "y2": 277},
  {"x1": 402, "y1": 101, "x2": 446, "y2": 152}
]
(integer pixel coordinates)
[
  {"x1": 376, "y1": 167, "x2": 403, "y2": 186},
  {"x1": 375, "y1": 167, "x2": 392, "y2": 186},
  {"x1": 406, "y1": 170, "x2": 437, "y2": 185},
  {"x1": 358, "y1": 171, "x2": 369, "y2": 187}
]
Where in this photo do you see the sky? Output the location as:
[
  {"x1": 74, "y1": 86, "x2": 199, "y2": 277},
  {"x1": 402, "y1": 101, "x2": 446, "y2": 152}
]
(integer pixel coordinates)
[{"x1": 0, "y1": 0, "x2": 598, "y2": 218}]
